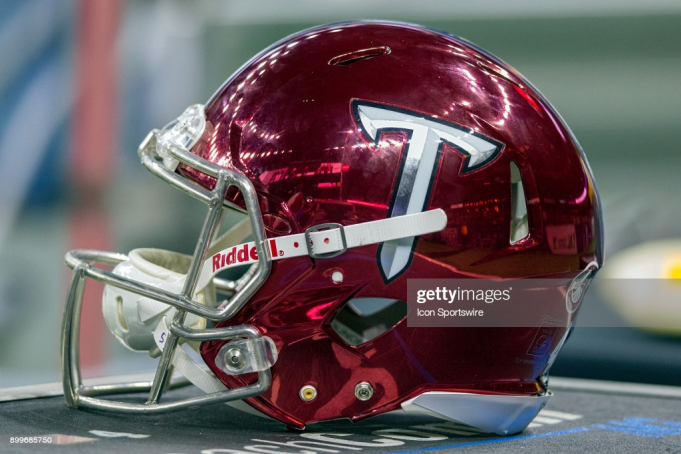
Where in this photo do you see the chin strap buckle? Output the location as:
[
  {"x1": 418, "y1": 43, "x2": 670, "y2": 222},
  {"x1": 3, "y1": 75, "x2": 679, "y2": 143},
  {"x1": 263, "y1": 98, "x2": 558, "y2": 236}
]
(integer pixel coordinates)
[
  {"x1": 304, "y1": 223, "x2": 347, "y2": 259},
  {"x1": 215, "y1": 336, "x2": 278, "y2": 376}
]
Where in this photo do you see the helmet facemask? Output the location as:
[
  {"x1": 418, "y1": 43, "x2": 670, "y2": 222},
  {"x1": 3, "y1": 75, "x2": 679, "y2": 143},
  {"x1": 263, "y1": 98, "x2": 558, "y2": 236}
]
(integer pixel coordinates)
[{"x1": 63, "y1": 103, "x2": 276, "y2": 413}]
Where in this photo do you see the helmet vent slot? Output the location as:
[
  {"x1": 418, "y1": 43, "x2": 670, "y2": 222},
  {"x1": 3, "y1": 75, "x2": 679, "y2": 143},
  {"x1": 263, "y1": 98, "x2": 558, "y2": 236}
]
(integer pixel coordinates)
[
  {"x1": 329, "y1": 297, "x2": 408, "y2": 346},
  {"x1": 329, "y1": 46, "x2": 391, "y2": 66},
  {"x1": 510, "y1": 161, "x2": 529, "y2": 244}
]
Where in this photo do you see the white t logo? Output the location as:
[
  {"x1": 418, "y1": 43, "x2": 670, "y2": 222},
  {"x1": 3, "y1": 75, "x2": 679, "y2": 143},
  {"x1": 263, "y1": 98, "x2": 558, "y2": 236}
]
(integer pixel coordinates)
[{"x1": 353, "y1": 101, "x2": 503, "y2": 282}]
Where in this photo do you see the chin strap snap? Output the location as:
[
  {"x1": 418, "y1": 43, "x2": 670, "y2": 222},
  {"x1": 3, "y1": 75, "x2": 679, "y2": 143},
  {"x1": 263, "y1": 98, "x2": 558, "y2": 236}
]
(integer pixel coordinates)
[{"x1": 153, "y1": 317, "x2": 278, "y2": 393}]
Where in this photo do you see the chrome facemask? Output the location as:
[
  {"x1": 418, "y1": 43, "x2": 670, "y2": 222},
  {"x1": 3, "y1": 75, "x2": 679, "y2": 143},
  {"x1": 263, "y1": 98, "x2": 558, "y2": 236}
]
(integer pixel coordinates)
[{"x1": 61, "y1": 104, "x2": 275, "y2": 414}]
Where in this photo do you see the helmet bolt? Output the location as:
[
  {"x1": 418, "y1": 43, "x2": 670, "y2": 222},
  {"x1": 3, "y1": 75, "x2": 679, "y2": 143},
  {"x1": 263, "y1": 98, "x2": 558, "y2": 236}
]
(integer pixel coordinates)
[
  {"x1": 225, "y1": 348, "x2": 246, "y2": 370},
  {"x1": 299, "y1": 385, "x2": 317, "y2": 402},
  {"x1": 354, "y1": 382, "x2": 374, "y2": 401}
]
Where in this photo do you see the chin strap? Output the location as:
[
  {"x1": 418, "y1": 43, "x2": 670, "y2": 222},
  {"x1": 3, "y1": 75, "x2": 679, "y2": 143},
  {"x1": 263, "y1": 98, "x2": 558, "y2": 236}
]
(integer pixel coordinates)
[
  {"x1": 154, "y1": 317, "x2": 227, "y2": 393},
  {"x1": 194, "y1": 208, "x2": 448, "y2": 292}
]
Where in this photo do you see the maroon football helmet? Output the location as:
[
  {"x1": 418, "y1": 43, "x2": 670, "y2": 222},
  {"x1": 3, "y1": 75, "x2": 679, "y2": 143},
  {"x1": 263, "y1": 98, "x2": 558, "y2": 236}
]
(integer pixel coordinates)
[{"x1": 62, "y1": 21, "x2": 602, "y2": 435}]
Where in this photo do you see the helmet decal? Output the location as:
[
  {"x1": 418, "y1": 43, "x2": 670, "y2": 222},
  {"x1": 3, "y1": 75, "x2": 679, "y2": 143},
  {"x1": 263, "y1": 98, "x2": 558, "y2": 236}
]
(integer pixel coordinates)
[{"x1": 353, "y1": 101, "x2": 504, "y2": 282}]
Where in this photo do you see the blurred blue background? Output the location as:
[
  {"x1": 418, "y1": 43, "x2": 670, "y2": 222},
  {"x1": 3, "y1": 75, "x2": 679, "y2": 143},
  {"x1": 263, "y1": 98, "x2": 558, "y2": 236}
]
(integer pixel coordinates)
[{"x1": 0, "y1": 0, "x2": 680, "y2": 388}]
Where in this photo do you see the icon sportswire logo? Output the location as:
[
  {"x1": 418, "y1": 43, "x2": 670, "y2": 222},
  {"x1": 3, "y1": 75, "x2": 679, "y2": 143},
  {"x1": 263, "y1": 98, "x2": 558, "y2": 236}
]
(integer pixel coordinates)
[{"x1": 353, "y1": 101, "x2": 503, "y2": 282}]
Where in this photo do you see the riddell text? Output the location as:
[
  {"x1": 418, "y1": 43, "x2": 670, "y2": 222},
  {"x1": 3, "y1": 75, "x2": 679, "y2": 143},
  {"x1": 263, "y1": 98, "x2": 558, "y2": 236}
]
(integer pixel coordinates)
[{"x1": 212, "y1": 240, "x2": 280, "y2": 272}]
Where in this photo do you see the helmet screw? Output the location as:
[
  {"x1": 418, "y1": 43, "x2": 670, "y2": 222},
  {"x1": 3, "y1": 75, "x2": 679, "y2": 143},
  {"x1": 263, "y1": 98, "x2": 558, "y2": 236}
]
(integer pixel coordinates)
[
  {"x1": 354, "y1": 382, "x2": 374, "y2": 401},
  {"x1": 299, "y1": 385, "x2": 317, "y2": 402},
  {"x1": 225, "y1": 348, "x2": 246, "y2": 370}
]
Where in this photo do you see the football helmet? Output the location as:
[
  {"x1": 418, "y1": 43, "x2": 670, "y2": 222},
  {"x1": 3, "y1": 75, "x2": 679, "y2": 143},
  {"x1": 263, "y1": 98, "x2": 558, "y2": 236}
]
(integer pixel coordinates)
[{"x1": 62, "y1": 21, "x2": 602, "y2": 435}]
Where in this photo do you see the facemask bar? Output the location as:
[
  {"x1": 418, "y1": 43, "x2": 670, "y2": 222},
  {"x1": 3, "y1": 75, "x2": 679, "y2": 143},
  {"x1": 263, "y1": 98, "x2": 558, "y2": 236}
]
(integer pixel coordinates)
[{"x1": 61, "y1": 104, "x2": 273, "y2": 413}]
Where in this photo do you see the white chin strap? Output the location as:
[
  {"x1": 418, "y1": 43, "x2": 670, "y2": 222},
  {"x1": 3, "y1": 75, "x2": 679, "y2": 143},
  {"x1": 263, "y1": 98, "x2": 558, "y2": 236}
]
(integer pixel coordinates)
[
  {"x1": 102, "y1": 209, "x2": 447, "y2": 395},
  {"x1": 196, "y1": 208, "x2": 448, "y2": 291}
]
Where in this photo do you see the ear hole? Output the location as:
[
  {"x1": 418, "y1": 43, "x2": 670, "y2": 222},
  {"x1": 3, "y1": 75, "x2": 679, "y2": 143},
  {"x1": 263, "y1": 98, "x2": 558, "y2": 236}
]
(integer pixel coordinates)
[
  {"x1": 329, "y1": 46, "x2": 391, "y2": 66},
  {"x1": 116, "y1": 296, "x2": 128, "y2": 331},
  {"x1": 329, "y1": 297, "x2": 408, "y2": 346},
  {"x1": 510, "y1": 161, "x2": 529, "y2": 244}
]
